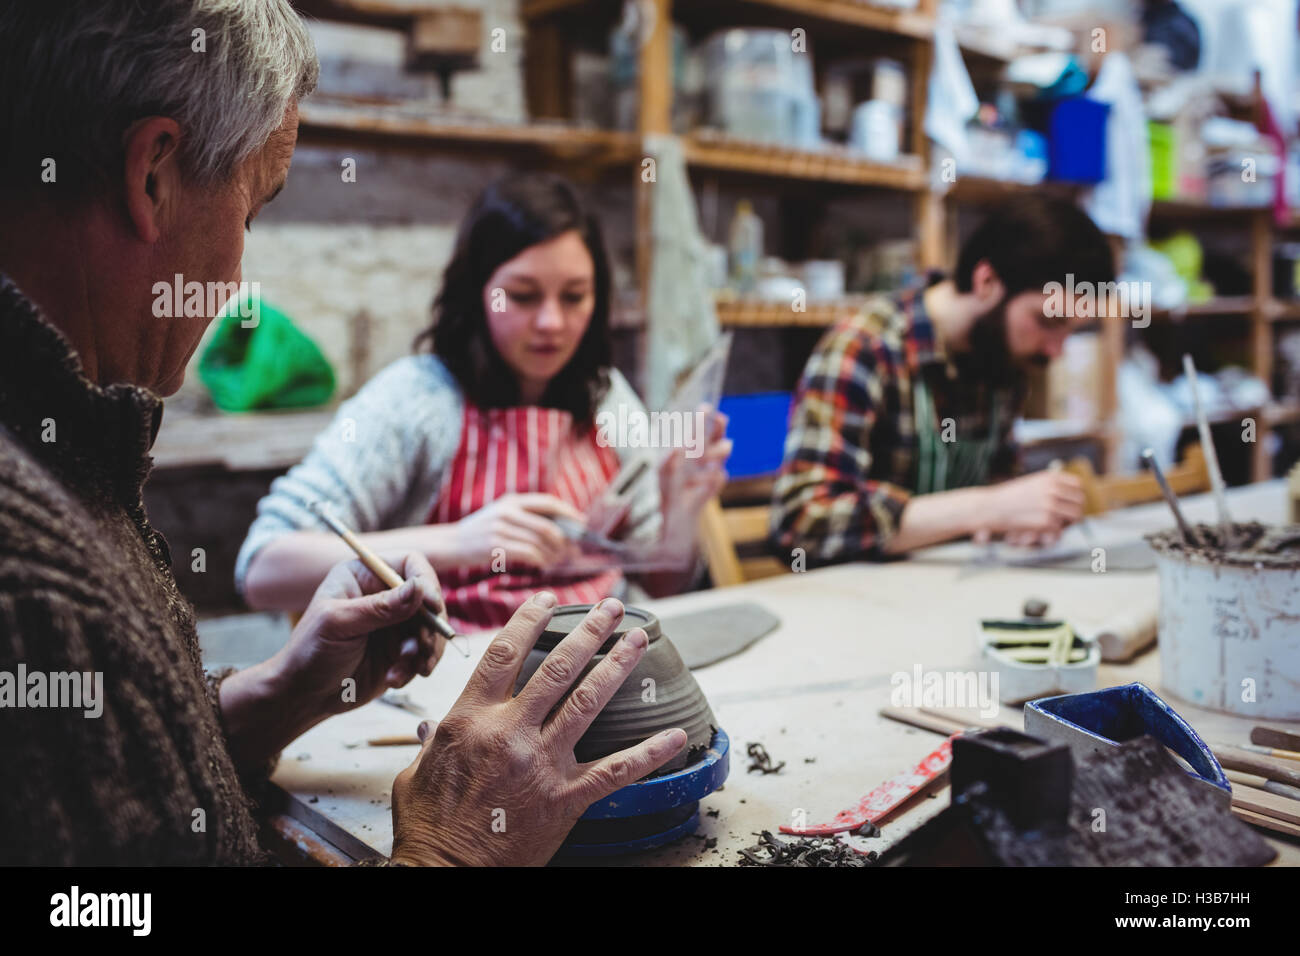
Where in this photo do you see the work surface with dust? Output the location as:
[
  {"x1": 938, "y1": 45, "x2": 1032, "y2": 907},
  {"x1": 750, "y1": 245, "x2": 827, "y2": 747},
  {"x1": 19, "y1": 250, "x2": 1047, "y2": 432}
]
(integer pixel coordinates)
[{"x1": 270, "y1": 481, "x2": 1300, "y2": 866}]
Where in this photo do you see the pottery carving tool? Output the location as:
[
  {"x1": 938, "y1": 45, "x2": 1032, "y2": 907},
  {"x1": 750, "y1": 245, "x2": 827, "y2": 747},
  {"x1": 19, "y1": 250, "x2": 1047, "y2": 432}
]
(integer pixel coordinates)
[
  {"x1": 1210, "y1": 743, "x2": 1300, "y2": 789},
  {"x1": 308, "y1": 501, "x2": 469, "y2": 657},
  {"x1": 1221, "y1": 741, "x2": 1300, "y2": 763},
  {"x1": 1225, "y1": 769, "x2": 1300, "y2": 802},
  {"x1": 1141, "y1": 448, "x2": 1197, "y2": 545},
  {"x1": 1182, "y1": 354, "x2": 1233, "y2": 538},
  {"x1": 1252, "y1": 726, "x2": 1300, "y2": 753}
]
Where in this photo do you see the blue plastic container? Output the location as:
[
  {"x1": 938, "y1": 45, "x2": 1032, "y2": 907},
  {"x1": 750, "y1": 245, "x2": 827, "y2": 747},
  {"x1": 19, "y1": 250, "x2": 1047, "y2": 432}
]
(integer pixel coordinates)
[
  {"x1": 718, "y1": 392, "x2": 793, "y2": 478},
  {"x1": 1048, "y1": 98, "x2": 1109, "y2": 184}
]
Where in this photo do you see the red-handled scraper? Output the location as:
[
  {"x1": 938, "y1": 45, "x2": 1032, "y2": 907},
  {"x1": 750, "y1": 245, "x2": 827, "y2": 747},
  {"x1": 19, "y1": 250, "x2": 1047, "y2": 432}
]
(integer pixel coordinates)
[{"x1": 780, "y1": 736, "x2": 955, "y2": 837}]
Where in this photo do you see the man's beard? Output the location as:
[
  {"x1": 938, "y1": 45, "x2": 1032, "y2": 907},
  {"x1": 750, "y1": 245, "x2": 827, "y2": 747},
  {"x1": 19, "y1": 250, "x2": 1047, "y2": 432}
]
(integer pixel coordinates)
[{"x1": 953, "y1": 297, "x2": 1047, "y2": 387}]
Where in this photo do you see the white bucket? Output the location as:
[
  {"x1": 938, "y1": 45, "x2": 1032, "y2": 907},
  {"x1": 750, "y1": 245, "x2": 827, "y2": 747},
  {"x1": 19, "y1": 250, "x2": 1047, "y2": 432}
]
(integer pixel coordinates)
[{"x1": 1150, "y1": 527, "x2": 1300, "y2": 720}]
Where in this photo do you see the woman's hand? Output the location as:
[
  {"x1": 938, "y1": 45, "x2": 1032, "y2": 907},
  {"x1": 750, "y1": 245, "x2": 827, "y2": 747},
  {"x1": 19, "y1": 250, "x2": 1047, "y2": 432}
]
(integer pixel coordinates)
[
  {"x1": 273, "y1": 552, "x2": 447, "y2": 719},
  {"x1": 658, "y1": 406, "x2": 731, "y2": 553},
  {"x1": 390, "y1": 594, "x2": 687, "y2": 866},
  {"x1": 451, "y1": 493, "x2": 584, "y2": 571}
]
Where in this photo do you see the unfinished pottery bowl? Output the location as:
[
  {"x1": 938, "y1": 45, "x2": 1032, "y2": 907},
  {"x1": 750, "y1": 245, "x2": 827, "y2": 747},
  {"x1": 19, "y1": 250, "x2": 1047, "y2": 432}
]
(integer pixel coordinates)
[{"x1": 514, "y1": 604, "x2": 716, "y2": 773}]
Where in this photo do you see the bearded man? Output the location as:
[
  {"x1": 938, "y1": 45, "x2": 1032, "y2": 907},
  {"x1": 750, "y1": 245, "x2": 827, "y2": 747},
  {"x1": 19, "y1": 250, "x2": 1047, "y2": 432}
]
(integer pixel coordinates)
[{"x1": 772, "y1": 197, "x2": 1114, "y2": 561}]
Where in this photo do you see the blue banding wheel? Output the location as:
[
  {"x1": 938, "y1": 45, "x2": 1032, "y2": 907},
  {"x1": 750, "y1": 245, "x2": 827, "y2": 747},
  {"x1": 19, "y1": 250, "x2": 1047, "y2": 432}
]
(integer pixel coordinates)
[{"x1": 579, "y1": 727, "x2": 730, "y2": 821}]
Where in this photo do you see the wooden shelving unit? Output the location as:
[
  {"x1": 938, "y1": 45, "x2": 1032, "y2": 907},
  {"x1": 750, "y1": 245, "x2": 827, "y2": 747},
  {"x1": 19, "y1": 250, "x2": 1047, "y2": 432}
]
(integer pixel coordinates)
[
  {"x1": 290, "y1": 0, "x2": 1296, "y2": 484},
  {"x1": 297, "y1": 99, "x2": 639, "y2": 167},
  {"x1": 685, "y1": 132, "x2": 926, "y2": 190},
  {"x1": 715, "y1": 297, "x2": 866, "y2": 328}
]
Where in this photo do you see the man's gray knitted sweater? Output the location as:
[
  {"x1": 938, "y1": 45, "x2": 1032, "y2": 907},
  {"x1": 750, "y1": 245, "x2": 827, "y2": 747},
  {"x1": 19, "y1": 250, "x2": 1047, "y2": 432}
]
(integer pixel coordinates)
[{"x1": 0, "y1": 274, "x2": 265, "y2": 865}]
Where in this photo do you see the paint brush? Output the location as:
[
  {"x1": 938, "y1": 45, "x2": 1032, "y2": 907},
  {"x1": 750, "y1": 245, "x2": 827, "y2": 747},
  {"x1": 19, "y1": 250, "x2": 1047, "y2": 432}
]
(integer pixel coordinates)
[
  {"x1": 1141, "y1": 448, "x2": 1197, "y2": 546},
  {"x1": 1182, "y1": 354, "x2": 1233, "y2": 541},
  {"x1": 308, "y1": 501, "x2": 469, "y2": 657}
]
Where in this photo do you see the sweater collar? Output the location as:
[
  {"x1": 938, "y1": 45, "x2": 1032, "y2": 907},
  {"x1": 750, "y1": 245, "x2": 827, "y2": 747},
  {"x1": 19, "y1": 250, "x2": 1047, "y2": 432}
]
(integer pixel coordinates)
[{"x1": 0, "y1": 272, "x2": 162, "y2": 504}]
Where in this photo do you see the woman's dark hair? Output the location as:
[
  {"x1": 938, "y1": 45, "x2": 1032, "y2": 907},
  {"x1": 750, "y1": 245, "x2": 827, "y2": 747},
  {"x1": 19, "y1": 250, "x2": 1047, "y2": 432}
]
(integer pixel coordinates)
[
  {"x1": 415, "y1": 172, "x2": 612, "y2": 426},
  {"x1": 955, "y1": 195, "x2": 1115, "y2": 297}
]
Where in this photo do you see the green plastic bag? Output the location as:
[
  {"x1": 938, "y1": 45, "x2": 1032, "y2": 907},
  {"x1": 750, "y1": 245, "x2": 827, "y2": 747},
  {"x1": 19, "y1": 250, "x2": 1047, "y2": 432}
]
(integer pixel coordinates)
[{"x1": 199, "y1": 292, "x2": 335, "y2": 412}]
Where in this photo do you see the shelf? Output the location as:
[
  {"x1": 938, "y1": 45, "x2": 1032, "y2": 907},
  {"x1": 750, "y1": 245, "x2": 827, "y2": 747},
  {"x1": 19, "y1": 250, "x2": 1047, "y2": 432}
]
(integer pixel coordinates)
[
  {"x1": 1266, "y1": 299, "x2": 1300, "y2": 321},
  {"x1": 1151, "y1": 297, "x2": 1257, "y2": 320},
  {"x1": 522, "y1": 0, "x2": 934, "y2": 40},
  {"x1": 1014, "y1": 419, "x2": 1107, "y2": 449},
  {"x1": 1149, "y1": 199, "x2": 1271, "y2": 221},
  {"x1": 715, "y1": 297, "x2": 866, "y2": 328},
  {"x1": 1265, "y1": 402, "x2": 1300, "y2": 427},
  {"x1": 293, "y1": 0, "x2": 434, "y2": 30},
  {"x1": 686, "y1": 132, "x2": 925, "y2": 190},
  {"x1": 297, "y1": 100, "x2": 639, "y2": 166},
  {"x1": 944, "y1": 176, "x2": 1081, "y2": 206}
]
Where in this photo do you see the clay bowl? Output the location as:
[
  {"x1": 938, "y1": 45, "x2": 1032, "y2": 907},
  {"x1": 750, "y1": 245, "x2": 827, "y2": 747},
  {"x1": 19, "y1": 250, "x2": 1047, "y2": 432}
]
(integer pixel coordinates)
[{"x1": 513, "y1": 604, "x2": 716, "y2": 774}]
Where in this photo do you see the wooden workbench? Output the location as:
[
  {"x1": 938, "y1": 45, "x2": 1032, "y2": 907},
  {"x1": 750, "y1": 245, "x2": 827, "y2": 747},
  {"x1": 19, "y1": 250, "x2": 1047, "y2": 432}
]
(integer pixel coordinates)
[{"x1": 268, "y1": 481, "x2": 1300, "y2": 865}]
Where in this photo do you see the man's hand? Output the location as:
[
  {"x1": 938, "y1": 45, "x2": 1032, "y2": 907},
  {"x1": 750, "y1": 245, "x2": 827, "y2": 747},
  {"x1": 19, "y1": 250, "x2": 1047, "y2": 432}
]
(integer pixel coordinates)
[
  {"x1": 273, "y1": 551, "x2": 446, "y2": 719},
  {"x1": 974, "y1": 470, "x2": 1086, "y2": 547},
  {"x1": 220, "y1": 551, "x2": 446, "y2": 769},
  {"x1": 389, "y1": 594, "x2": 687, "y2": 866}
]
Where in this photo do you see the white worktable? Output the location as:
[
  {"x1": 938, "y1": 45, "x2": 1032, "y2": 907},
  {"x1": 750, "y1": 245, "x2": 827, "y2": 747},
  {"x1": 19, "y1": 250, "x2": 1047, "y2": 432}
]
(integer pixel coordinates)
[{"x1": 271, "y1": 481, "x2": 1300, "y2": 865}]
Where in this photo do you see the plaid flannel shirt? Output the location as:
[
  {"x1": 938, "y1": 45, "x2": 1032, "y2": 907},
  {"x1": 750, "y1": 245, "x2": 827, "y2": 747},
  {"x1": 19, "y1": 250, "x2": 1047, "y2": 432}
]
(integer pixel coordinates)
[{"x1": 770, "y1": 282, "x2": 1025, "y2": 564}]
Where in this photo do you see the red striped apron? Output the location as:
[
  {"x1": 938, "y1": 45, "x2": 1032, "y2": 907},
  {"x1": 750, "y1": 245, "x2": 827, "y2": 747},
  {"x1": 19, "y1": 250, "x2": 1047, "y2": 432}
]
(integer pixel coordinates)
[{"x1": 429, "y1": 404, "x2": 624, "y2": 632}]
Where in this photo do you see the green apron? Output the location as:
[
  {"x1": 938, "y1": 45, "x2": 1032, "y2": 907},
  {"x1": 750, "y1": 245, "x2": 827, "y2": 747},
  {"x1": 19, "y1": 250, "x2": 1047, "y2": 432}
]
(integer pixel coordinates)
[{"x1": 913, "y1": 375, "x2": 1002, "y2": 494}]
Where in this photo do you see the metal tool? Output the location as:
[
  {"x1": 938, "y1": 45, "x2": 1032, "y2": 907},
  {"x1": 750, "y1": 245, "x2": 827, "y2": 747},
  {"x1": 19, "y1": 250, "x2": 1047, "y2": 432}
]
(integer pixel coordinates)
[
  {"x1": 1141, "y1": 448, "x2": 1197, "y2": 545},
  {"x1": 551, "y1": 515, "x2": 633, "y2": 555}
]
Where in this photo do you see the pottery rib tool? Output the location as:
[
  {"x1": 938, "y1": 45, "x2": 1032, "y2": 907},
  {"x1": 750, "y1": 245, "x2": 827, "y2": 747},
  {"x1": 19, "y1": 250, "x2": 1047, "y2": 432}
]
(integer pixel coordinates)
[
  {"x1": 308, "y1": 500, "x2": 469, "y2": 657},
  {"x1": 1252, "y1": 726, "x2": 1300, "y2": 753},
  {"x1": 1141, "y1": 448, "x2": 1197, "y2": 545},
  {"x1": 780, "y1": 736, "x2": 955, "y2": 836},
  {"x1": 1182, "y1": 354, "x2": 1233, "y2": 536}
]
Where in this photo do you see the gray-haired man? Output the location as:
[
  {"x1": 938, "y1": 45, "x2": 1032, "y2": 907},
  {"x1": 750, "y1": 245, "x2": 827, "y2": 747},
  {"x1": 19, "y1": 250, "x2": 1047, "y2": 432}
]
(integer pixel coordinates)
[{"x1": 0, "y1": 0, "x2": 684, "y2": 866}]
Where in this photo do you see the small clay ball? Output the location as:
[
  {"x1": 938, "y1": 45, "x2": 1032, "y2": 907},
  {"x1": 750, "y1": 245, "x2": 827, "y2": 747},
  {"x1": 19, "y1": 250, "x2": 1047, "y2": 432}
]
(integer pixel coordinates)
[{"x1": 1023, "y1": 597, "x2": 1049, "y2": 618}]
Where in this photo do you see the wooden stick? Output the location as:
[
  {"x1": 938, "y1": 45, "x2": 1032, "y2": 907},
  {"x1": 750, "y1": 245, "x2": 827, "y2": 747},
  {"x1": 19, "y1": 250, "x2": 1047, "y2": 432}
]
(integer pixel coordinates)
[
  {"x1": 1225, "y1": 769, "x2": 1300, "y2": 802},
  {"x1": 880, "y1": 706, "x2": 969, "y2": 737},
  {"x1": 1232, "y1": 805, "x2": 1300, "y2": 839},
  {"x1": 1182, "y1": 353, "x2": 1233, "y2": 534},
  {"x1": 367, "y1": 735, "x2": 423, "y2": 747},
  {"x1": 1231, "y1": 783, "x2": 1300, "y2": 826},
  {"x1": 309, "y1": 500, "x2": 467, "y2": 656},
  {"x1": 1212, "y1": 744, "x2": 1300, "y2": 789},
  {"x1": 1235, "y1": 742, "x2": 1300, "y2": 763}
]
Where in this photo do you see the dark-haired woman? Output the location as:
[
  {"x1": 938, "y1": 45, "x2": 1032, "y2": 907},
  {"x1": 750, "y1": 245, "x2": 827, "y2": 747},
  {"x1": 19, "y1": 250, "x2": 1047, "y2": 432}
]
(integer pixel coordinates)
[{"x1": 237, "y1": 173, "x2": 729, "y2": 631}]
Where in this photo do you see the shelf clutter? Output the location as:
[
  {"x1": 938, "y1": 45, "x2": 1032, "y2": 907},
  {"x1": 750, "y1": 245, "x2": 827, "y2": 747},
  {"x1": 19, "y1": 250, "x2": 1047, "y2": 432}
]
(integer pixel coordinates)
[{"x1": 159, "y1": 0, "x2": 1300, "y2": 492}]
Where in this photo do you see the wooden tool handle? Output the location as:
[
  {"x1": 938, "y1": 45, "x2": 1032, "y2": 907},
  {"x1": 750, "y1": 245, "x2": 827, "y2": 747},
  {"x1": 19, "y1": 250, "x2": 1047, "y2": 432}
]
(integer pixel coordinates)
[
  {"x1": 880, "y1": 707, "x2": 970, "y2": 736},
  {"x1": 1213, "y1": 745, "x2": 1300, "y2": 789},
  {"x1": 1252, "y1": 726, "x2": 1300, "y2": 754}
]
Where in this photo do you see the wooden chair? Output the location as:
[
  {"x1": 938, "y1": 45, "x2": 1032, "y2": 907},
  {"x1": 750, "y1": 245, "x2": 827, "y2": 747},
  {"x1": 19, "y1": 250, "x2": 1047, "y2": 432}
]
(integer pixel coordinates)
[
  {"x1": 1065, "y1": 444, "x2": 1210, "y2": 515},
  {"x1": 697, "y1": 482, "x2": 787, "y2": 588}
]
